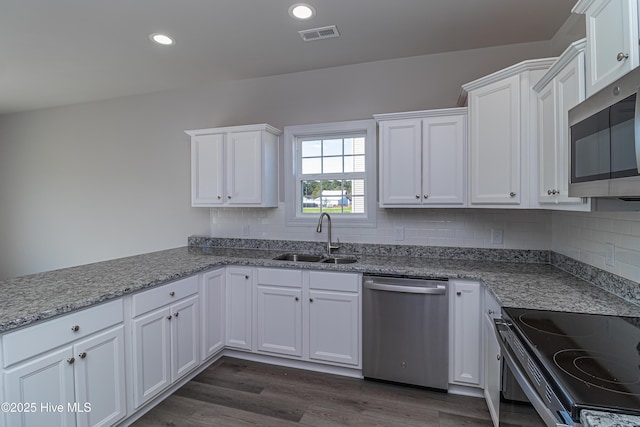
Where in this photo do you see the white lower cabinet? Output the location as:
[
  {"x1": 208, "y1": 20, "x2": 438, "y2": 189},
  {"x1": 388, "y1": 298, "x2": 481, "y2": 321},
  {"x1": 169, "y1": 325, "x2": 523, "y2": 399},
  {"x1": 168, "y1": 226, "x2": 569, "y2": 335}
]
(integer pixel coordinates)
[
  {"x1": 257, "y1": 268, "x2": 303, "y2": 357},
  {"x1": 200, "y1": 268, "x2": 225, "y2": 360},
  {"x1": 2, "y1": 300, "x2": 126, "y2": 427},
  {"x1": 131, "y1": 276, "x2": 200, "y2": 409},
  {"x1": 449, "y1": 279, "x2": 482, "y2": 387},
  {"x1": 253, "y1": 268, "x2": 361, "y2": 367},
  {"x1": 225, "y1": 267, "x2": 254, "y2": 351},
  {"x1": 483, "y1": 288, "x2": 502, "y2": 426},
  {"x1": 308, "y1": 271, "x2": 360, "y2": 366}
]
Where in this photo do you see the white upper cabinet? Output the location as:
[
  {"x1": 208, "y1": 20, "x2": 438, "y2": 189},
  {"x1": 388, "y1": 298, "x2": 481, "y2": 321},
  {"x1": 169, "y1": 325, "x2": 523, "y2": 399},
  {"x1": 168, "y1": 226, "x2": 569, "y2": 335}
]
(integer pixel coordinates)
[
  {"x1": 533, "y1": 40, "x2": 591, "y2": 211},
  {"x1": 573, "y1": 0, "x2": 640, "y2": 98},
  {"x1": 185, "y1": 124, "x2": 281, "y2": 207},
  {"x1": 459, "y1": 59, "x2": 555, "y2": 208},
  {"x1": 376, "y1": 108, "x2": 467, "y2": 208},
  {"x1": 573, "y1": 0, "x2": 640, "y2": 97}
]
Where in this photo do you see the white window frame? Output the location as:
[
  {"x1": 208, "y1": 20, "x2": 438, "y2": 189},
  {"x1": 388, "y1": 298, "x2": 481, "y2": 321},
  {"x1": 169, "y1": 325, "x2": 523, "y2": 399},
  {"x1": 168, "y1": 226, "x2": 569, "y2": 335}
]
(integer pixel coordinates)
[{"x1": 284, "y1": 119, "x2": 377, "y2": 227}]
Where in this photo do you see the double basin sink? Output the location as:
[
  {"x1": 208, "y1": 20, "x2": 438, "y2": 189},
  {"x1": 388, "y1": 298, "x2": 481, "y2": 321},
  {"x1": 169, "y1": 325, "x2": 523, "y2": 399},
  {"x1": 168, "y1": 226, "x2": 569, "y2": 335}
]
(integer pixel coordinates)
[{"x1": 273, "y1": 253, "x2": 357, "y2": 264}]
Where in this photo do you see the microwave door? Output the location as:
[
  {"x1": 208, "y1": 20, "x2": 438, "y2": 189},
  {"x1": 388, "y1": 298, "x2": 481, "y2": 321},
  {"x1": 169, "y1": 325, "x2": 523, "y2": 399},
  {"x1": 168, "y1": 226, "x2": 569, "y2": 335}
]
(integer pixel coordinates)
[
  {"x1": 610, "y1": 94, "x2": 639, "y2": 179},
  {"x1": 571, "y1": 109, "x2": 611, "y2": 197}
]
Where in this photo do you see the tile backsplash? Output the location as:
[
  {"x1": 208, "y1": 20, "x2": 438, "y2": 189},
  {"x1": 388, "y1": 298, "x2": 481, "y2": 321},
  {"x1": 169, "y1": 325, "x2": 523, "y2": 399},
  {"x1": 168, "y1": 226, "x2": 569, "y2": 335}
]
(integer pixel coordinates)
[
  {"x1": 208, "y1": 205, "x2": 640, "y2": 285},
  {"x1": 210, "y1": 205, "x2": 551, "y2": 250},
  {"x1": 553, "y1": 211, "x2": 640, "y2": 283}
]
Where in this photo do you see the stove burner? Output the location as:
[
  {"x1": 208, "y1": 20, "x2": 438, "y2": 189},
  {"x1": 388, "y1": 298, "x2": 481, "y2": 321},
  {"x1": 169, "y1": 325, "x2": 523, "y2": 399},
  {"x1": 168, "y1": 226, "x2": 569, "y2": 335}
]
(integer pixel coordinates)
[
  {"x1": 554, "y1": 349, "x2": 640, "y2": 395},
  {"x1": 518, "y1": 313, "x2": 594, "y2": 337}
]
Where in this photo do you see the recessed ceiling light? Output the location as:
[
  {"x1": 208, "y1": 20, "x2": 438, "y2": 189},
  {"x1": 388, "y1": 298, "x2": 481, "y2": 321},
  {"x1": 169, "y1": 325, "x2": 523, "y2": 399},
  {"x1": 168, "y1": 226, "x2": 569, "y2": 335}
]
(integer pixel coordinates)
[
  {"x1": 289, "y1": 3, "x2": 315, "y2": 20},
  {"x1": 150, "y1": 33, "x2": 175, "y2": 46}
]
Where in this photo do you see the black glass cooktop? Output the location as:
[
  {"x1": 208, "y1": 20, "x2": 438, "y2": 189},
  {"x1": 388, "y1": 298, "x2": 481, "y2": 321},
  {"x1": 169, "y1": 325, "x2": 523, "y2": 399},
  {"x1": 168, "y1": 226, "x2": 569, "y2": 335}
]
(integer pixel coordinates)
[{"x1": 503, "y1": 307, "x2": 640, "y2": 417}]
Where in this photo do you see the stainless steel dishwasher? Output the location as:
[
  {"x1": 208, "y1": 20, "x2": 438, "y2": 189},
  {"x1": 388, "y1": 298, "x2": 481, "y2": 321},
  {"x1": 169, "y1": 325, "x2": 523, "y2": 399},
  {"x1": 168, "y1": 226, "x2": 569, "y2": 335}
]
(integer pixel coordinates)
[{"x1": 363, "y1": 275, "x2": 448, "y2": 390}]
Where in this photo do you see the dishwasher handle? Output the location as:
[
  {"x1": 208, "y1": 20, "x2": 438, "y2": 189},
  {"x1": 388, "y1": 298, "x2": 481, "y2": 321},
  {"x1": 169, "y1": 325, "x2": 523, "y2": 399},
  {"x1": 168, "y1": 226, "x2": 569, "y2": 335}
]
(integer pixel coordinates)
[{"x1": 363, "y1": 280, "x2": 446, "y2": 295}]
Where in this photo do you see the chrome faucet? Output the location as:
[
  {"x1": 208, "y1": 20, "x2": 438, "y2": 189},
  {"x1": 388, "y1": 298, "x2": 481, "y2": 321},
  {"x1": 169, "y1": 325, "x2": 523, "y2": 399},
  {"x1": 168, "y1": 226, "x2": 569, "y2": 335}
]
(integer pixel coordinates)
[{"x1": 316, "y1": 212, "x2": 340, "y2": 255}]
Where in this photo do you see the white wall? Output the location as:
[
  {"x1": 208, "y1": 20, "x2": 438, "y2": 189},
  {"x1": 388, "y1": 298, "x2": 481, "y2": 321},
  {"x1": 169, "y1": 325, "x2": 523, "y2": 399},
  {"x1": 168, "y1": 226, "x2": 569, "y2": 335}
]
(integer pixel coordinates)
[{"x1": 0, "y1": 40, "x2": 552, "y2": 279}]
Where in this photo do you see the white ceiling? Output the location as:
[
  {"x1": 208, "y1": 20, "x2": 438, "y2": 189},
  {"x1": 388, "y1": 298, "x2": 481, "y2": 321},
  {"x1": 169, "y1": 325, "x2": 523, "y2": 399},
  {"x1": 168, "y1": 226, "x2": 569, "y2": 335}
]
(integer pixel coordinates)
[{"x1": 1, "y1": 0, "x2": 577, "y2": 115}]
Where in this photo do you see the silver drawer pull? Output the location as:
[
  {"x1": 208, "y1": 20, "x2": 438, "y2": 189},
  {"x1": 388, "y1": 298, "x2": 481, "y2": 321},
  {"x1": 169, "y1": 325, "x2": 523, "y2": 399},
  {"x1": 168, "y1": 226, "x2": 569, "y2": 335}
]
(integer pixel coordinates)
[{"x1": 71, "y1": 325, "x2": 80, "y2": 332}]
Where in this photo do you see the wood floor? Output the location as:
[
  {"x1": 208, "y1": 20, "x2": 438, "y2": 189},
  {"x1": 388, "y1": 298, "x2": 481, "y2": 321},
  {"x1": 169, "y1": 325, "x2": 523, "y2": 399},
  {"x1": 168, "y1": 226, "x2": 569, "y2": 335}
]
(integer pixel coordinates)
[{"x1": 132, "y1": 357, "x2": 536, "y2": 426}]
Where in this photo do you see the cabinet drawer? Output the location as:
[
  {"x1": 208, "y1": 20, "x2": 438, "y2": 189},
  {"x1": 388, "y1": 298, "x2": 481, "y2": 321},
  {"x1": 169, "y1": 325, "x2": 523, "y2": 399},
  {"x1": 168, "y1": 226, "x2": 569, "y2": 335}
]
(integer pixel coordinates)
[
  {"x1": 309, "y1": 271, "x2": 359, "y2": 292},
  {"x1": 132, "y1": 275, "x2": 199, "y2": 317},
  {"x1": 2, "y1": 299, "x2": 123, "y2": 367},
  {"x1": 257, "y1": 268, "x2": 302, "y2": 288}
]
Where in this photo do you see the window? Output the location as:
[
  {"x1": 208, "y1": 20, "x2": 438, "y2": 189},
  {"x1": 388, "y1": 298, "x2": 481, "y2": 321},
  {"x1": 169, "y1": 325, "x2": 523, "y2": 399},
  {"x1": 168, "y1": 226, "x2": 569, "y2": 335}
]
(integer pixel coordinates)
[{"x1": 284, "y1": 120, "x2": 377, "y2": 227}]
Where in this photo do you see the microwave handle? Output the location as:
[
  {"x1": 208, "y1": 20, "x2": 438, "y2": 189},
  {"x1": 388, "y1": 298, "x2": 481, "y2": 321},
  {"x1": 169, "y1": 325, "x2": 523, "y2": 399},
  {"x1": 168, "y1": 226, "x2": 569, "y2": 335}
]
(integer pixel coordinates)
[{"x1": 636, "y1": 93, "x2": 640, "y2": 173}]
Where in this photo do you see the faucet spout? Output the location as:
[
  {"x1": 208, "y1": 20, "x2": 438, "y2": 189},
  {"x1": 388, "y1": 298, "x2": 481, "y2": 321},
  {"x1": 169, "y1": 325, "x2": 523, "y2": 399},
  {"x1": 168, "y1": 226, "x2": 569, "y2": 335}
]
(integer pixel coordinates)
[{"x1": 316, "y1": 212, "x2": 339, "y2": 255}]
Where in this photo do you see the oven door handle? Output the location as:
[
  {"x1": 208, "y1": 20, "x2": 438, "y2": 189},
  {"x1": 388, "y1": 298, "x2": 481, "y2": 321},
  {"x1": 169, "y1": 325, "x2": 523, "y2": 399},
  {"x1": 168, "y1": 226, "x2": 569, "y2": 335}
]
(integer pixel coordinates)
[{"x1": 493, "y1": 319, "x2": 574, "y2": 427}]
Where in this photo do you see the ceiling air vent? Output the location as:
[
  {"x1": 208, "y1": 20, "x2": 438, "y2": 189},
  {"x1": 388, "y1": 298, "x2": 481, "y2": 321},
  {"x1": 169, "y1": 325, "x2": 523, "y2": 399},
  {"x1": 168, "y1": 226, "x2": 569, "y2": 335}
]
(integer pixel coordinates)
[{"x1": 299, "y1": 25, "x2": 340, "y2": 42}]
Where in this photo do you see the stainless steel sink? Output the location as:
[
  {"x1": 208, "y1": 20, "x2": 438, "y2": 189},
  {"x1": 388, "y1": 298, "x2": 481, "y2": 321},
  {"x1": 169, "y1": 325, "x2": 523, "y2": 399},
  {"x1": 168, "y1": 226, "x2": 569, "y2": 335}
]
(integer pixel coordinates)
[
  {"x1": 272, "y1": 253, "x2": 357, "y2": 264},
  {"x1": 320, "y1": 257, "x2": 357, "y2": 264},
  {"x1": 272, "y1": 253, "x2": 325, "y2": 262}
]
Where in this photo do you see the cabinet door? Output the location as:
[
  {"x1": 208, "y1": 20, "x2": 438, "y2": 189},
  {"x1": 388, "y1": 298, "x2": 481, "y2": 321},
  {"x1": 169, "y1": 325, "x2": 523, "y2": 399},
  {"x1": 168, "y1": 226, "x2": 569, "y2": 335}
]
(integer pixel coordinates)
[
  {"x1": 422, "y1": 115, "x2": 466, "y2": 205},
  {"x1": 226, "y1": 131, "x2": 262, "y2": 204},
  {"x1": 4, "y1": 347, "x2": 76, "y2": 427},
  {"x1": 191, "y1": 133, "x2": 225, "y2": 206},
  {"x1": 74, "y1": 326, "x2": 126, "y2": 427},
  {"x1": 170, "y1": 295, "x2": 200, "y2": 381},
  {"x1": 449, "y1": 280, "x2": 482, "y2": 386},
  {"x1": 308, "y1": 290, "x2": 359, "y2": 366},
  {"x1": 131, "y1": 306, "x2": 171, "y2": 408},
  {"x1": 537, "y1": 80, "x2": 558, "y2": 203},
  {"x1": 469, "y1": 75, "x2": 521, "y2": 205},
  {"x1": 583, "y1": 0, "x2": 639, "y2": 97},
  {"x1": 257, "y1": 286, "x2": 303, "y2": 357},
  {"x1": 201, "y1": 269, "x2": 225, "y2": 360},
  {"x1": 555, "y1": 53, "x2": 587, "y2": 204},
  {"x1": 225, "y1": 267, "x2": 253, "y2": 351},
  {"x1": 379, "y1": 119, "x2": 422, "y2": 205}
]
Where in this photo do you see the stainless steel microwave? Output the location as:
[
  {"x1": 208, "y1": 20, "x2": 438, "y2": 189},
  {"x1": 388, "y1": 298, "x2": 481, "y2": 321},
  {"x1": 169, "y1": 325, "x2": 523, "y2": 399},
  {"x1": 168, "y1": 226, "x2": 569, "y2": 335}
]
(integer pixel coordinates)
[{"x1": 569, "y1": 66, "x2": 640, "y2": 199}]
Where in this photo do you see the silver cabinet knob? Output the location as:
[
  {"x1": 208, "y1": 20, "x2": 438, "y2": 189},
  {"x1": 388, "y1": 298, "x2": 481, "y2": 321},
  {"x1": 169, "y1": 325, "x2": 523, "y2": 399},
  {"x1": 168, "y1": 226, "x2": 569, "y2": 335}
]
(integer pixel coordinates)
[
  {"x1": 553, "y1": 189, "x2": 558, "y2": 195},
  {"x1": 456, "y1": 291, "x2": 461, "y2": 296},
  {"x1": 617, "y1": 52, "x2": 629, "y2": 61},
  {"x1": 71, "y1": 325, "x2": 80, "y2": 332},
  {"x1": 78, "y1": 352, "x2": 87, "y2": 359},
  {"x1": 547, "y1": 189, "x2": 552, "y2": 195},
  {"x1": 169, "y1": 291, "x2": 175, "y2": 297},
  {"x1": 309, "y1": 298, "x2": 314, "y2": 303},
  {"x1": 245, "y1": 275, "x2": 249, "y2": 279},
  {"x1": 175, "y1": 312, "x2": 179, "y2": 317},
  {"x1": 228, "y1": 195, "x2": 232, "y2": 199},
  {"x1": 415, "y1": 195, "x2": 420, "y2": 199},
  {"x1": 488, "y1": 309, "x2": 494, "y2": 315},
  {"x1": 67, "y1": 357, "x2": 75, "y2": 364},
  {"x1": 217, "y1": 196, "x2": 221, "y2": 200},
  {"x1": 509, "y1": 192, "x2": 516, "y2": 197},
  {"x1": 497, "y1": 354, "x2": 501, "y2": 361},
  {"x1": 423, "y1": 194, "x2": 428, "y2": 199},
  {"x1": 295, "y1": 297, "x2": 299, "y2": 301},
  {"x1": 167, "y1": 315, "x2": 172, "y2": 320}
]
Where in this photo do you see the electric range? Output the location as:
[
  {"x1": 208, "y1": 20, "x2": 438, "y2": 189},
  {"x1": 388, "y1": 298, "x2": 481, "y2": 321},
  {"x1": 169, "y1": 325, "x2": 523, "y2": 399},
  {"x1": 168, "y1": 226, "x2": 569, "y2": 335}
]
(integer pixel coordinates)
[{"x1": 496, "y1": 307, "x2": 640, "y2": 425}]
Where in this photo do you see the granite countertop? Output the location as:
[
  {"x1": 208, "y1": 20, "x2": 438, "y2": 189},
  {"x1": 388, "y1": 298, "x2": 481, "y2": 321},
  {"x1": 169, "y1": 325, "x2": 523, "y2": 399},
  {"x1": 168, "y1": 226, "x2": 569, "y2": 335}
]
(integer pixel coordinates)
[
  {"x1": 581, "y1": 410, "x2": 640, "y2": 427},
  {"x1": 2, "y1": 245, "x2": 640, "y2": 333}
]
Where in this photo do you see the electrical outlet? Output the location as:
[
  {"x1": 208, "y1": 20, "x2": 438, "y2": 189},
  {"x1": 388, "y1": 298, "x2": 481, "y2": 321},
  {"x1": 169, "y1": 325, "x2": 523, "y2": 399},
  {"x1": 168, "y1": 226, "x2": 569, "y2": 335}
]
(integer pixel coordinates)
[
  {"x1": 605, "y1": 243, "x2": 615, "y2": 267},
  {"x1": 394, "y1": 227, "x2": 404, "y2": 241},
  {"x1": 491, "y1": 228, "x2": 504, "y2": 245}
]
